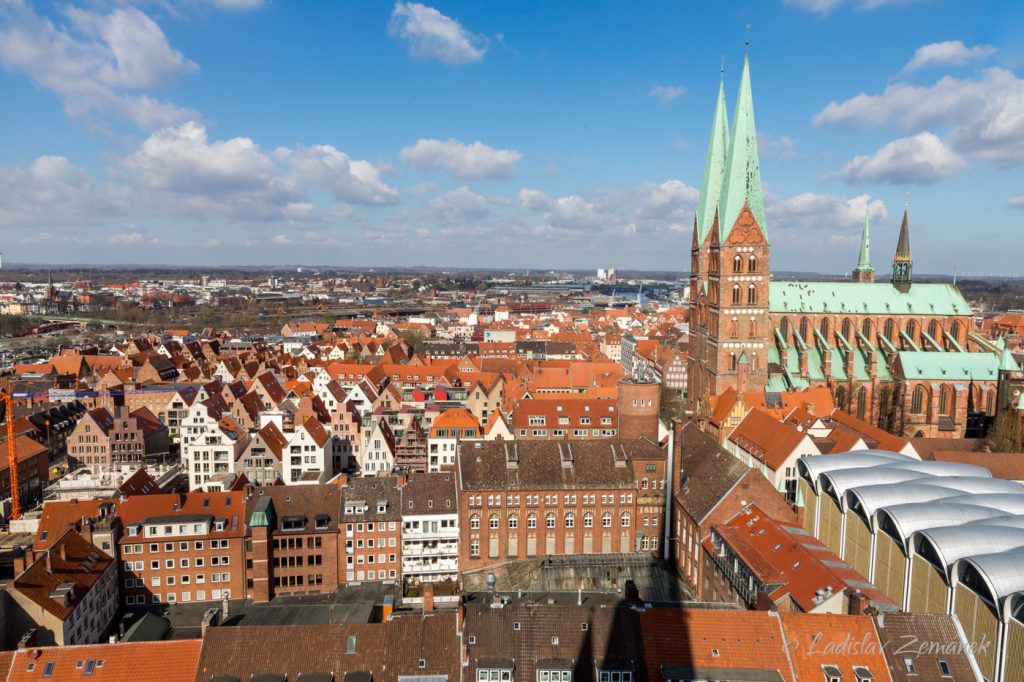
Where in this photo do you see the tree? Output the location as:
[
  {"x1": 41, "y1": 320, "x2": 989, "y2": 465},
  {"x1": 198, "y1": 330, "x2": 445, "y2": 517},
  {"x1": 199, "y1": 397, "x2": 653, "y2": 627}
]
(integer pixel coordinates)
[
  {"x1": 986, "y1": 410, "x2": 1023, "y2": 452},
  {"x1": 399, "y1": 329, "x2": 426, "y2": 352}
]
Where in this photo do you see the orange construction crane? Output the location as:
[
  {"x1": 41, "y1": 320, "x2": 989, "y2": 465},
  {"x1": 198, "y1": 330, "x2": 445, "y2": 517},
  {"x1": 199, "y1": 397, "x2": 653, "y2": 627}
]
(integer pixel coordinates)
[{"x1": 2, "y1": 385, "x2": 19, "y2": 520}]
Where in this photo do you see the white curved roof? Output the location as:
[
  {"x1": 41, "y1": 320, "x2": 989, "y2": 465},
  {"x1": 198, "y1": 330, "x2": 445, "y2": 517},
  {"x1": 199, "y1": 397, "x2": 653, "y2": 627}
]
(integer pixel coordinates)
[
  {"x1": 944, "y1": 493, "x2": 1024, "y2": 515},
  {"x1": 874, "y1": 502, "x2": 1007, "y2": 546},
  {"x1": 798, "y1": 450, "x2": 912, "y2": 492},
  {"x1": 887, "y1": 460, "x2": 992, "y2": 479},
  {"x1": 955, "y1": 548, "x2": 1024, "y2": 616},
  {"x1": 917, "y1": 476, "x2": 1023, "y2": 496},
  {"x1": 969, "y1": 514, "x2": 1024, "y2": 531},
  {"x1": 846, "y1": 483, "x2": 963, "y2": 520},
  {"x1": 820, "y1": 467, "x2": 928, "y2": 504},
  {"x1": 912, "y1": 524, "x2": 1024, "y2": 577}
]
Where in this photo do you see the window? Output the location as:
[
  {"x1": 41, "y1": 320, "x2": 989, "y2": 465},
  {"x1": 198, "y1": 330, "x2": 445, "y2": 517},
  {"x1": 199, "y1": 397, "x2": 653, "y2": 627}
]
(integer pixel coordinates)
[
  {"x1": 509, "y1": 514, "x2": 518, "y2": 529},
  {"x1": 470, "y1": 540, "x2": 480, "y2": 557},
  {"x1": 602, "y1": 512, "x2": 612, "y2": 528},
  {"x1": 565, "y1": 513, "x2": 575, "y2": 529},
  {"x1": 527, "y1": 513, "x2": 537, "y2": 529},
  {"x1": 748, "y1": 255, "x2": 757, "y2": 273},
  {"x1": 546, "y1": 513, "x2": 556, "y2": 529},
  {"x1": 620, "y1": 512, "x2": 630, "y2": 528},
  {"x1": 902, "y1": 658, "x2": 915, "y2": 675},
  {"x1": 478, "y1": 670, "x2": 513, "y2": 682},
  {"x1": 470, "y1": 514, "x2": 480, "y2": 530},
  {"x1": 489, "y1": 514, "x2": 499, "y2": 530},
  {"x1": 733, "y1": 255, "x2": 742, "y2": 273},
  {"x1": 583, "y1": 513, "x2": 593, "y2": 528},
  {"x1": 911, "y1": 385, "x2": 926, "y2": 415},
  {"x1": 747, "y1": 284, "x2": 757, "y2": 305},
  {"x1": 732, "y1": 285, "x2": 741, "y2": 305},
  {"x1": 938, "y1": 661, "x2": 950, "y2": 677}
]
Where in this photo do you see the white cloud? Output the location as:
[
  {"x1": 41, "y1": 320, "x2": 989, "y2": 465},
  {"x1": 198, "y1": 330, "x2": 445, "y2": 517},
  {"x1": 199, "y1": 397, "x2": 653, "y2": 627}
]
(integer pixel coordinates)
[
  {"x1": 903, "y1": 40, "x2": 996, "y2": 73},
  {"x1": 518, "y1": 188, "x2": 609, "y2": 231},
  {"x1": 0, "y1": 155, "x2": 114, "y2": 228},
  {"x1": 388, "y1": 2, "x2": 488, "y2": 65},
  {"x1": 635, "y1": 180, "x2": 698, "y2": 220},
  {"x1": 0, "y1": 1, "x2": 198, "y2": 130},
  {"x1": 649, "y1": 84, "x2": 686, "y2": 103},
  {"x1": 428, "y1": 186, "x2": 495, "y2": 223},
  {"x1": 104, "y1": 231, "x2": 146, "y2": 244},
  {"x1": 120, "y1": 122, "x2": 395, "y2": 221},
  {"x1": 400, "y1": 138, "x2": 522, "y2": 179},
  {"x1": 758, "y1": 133, "x2": 798, "y2": 161},
  {"x1": 838, "y1": 132, "x2": 968, "y2": 184},
  {"x1": 785, "y1": 0, "x2": 915, "y2": 15},
  {"x1": 1009, "y1": 195, "x2": 1024, "y2": 209},
  {"x1": 285, "y1": 145, "x2": 398, "y2": 205},
  {"x1": 815, "y1": 67, "x2": 1024, "y2": 166},
  {"x1": 210, "y1": 0, "x2": 265, "y2": 10},
  {"x1": 768, "y1": 192, "x2": 888, "y2": 230}
]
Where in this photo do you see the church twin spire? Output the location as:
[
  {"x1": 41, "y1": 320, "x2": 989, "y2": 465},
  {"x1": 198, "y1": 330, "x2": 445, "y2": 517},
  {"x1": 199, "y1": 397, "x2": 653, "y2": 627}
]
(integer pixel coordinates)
[{"x1": 695, "y1": 52, "x2": 767, "y2": 246}]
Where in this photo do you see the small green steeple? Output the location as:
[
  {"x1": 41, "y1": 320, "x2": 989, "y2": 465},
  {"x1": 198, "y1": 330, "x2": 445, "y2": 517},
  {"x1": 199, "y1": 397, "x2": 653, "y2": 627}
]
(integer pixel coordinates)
[
  {"x1": 999, "y1": 346, "x2": 1021, "y2": 373},
  {"x1": 718, "y1": 52, "x2": 766, "y2": 242},
  {"x1": 854, "y1": 210, "x2": 873, "y2": 274},
  {"x1": 696, "y1": 74, "x2": 730, "y2": 245}
]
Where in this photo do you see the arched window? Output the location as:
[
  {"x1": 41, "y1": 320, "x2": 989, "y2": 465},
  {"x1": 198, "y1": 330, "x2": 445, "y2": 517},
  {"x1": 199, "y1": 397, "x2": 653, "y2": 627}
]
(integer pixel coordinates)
[
  {"x1": 527, "y1": 513, "x2": 537, "y2": 529},
  {"x1": 583, "y1": 512, "x2": 594, "y2": 528},
  {"x1": 951, "y1": 321, "x2": 962, "y2": 345},
  {"x1": 939, "y1": 385, "x2": 952, "y2": 416},
  {"x1": 748, "y1": 317, "x2": 756, "y2": 338},
  {"x1": 928, "y1": 320, "x2": 941, "y2": 340},
  {"x1": 565, "y1": 512, "x2": 575, "y2": 529},
  {"x1": 986, "y1": 389, "x2": 996, "y2": 416},
  {"x1": 729, "y1": 353, "x2": 737, "y2": 371},
  {"x1": 819, "y1": 318, "x2": 830, "y2": 340},
  {"x1": 732, "y1": 285, "x2": 741, "y2": 305},
  {"x1": 489, "y1": 514, "x2": 499, "y2": 530},
  {"x1": 602, "y1": 512, "x2": 612, "y2": 528},
  {"x1": 780, "y1": 317, "x2": 790, "y2": 340},
  {"x1": 733, "y1": 255, "x2": 742, "y2": 273},
  {"x1": 862, "y1": 319, "x2": 873, "y2": 339},
  {"x1": 747, "y1": 284, "x2": 757, "y2": 305},
  {"x1": 835, "y1": 386, "x2": 848, "y2": 411},
  {"x1": 884, "y1": 319, "x2": 895, "y2": 341},
  {"x1": 470, "y1": 514, "x2": 480, "y2": 530},
  {"x1": 730, "y1": 317, "x2": 739, "y2": 339},
  {"x1": 799, "y1": 317, "x2": 810, "y2": 343},
  {"x1": 911, "y1": 385, "x2": 926, "y2": 415},
  {"x1": 545, "y1": 513, "x2": 556, "y2": 529},
  {"x1": 856, "y1": 387, "x2": 867, "y2": 420},
  {"x1": 751, "y1": 352, "x2": 758, "y2": 371},
  {"x1": 841, "y1": 318, "x2": 852, "y2": 340},
  {"x1": 748, "y1": 255, "x2": 757, "y2": 273},
  {"x1": 620, "y1": 512, "x2": 631, "y2": 528},
  {"x1": 508, "y1": 514, "x2": 518, "y2": 529}
]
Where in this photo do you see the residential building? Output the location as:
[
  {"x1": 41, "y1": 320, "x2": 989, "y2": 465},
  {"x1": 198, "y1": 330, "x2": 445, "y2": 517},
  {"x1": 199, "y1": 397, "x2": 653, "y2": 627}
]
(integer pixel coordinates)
[
  {"x1": 401, "y1": 472, "x2": 459, "y2": 588},
  {"x1": 339, "y1": 476, "x2": 402, "y2": 584},
  {"x1": 428, "y1": 407, "x2": 482, "y2": 472},
  {"x1": 66, "y1": 406, "x2": 170, "y2": 470}
]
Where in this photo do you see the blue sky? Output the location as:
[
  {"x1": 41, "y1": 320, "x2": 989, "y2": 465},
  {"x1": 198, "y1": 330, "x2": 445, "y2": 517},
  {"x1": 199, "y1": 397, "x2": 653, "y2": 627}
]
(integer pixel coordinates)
[{"x1": 1, "y1": 0, "x2": 1022, "y2": 274}]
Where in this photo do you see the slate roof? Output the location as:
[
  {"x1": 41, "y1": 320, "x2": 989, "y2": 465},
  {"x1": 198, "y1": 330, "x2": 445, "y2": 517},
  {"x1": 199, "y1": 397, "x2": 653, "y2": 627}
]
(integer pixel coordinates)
[
  {"x1": 194, "y1": 614, "x2": 458, "y2": 682},
  {"x1": 244, "y1": 485, "x2": 340, "y2": 533},
  {"x1": 457, "y1": 439, "x2": 663, "y2": 492},
  {"x1": 339, "y1": 477, "x2": 402, "y2": 523},
  {"x1": 675, "y1": 422, "x2": 751, "y2": 524},
  {"x1": 872, "y1": 612, "x2": 981, "y2": 682},
  {"x1": 402, "y1": 471, "x2": 457, "y2": 515}
]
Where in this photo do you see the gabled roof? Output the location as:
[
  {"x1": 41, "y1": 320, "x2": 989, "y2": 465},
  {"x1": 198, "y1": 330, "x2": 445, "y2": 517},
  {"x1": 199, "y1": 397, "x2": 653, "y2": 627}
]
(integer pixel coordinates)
[
  {"x1": 4, "y1": 640, "x2": 202, "y2": 682},
  {"x1": 12, "y1": 530, "x2": 113, "y2": 621},
  {"x1": 729, "y1": 408, "x2": 813, "y2": 470}
]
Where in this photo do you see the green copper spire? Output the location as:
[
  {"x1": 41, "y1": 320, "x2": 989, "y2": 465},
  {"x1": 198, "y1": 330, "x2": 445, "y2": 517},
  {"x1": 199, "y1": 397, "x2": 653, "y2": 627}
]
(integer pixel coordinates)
[
  {"x1": 854, "y1": 210, "x2": 873, "y2": 273},
  {"x1": 999, "y1": 346, "x2": 1021, "y2": 373},
  {"x1": 718, "y1": 52, "x2": 766, "y2": 242},
  {"x1": 696, "y1": 76, "x2": 730, "y2": 245}
]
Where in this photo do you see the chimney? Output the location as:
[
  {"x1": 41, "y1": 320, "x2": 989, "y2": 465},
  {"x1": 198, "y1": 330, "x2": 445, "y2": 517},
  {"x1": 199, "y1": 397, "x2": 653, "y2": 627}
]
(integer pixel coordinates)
[
  {"x1": 847, "y1": 587, "x2": 869, "y2": 615},
  {"x1": 44, "y1": 550, "x2": 53, "y2": 574},
  {"x1": 422, "y1": 583, "x2": 435, "y2": 612},
  {"x1": 17, "y1": 629, "x2": 38, "y2": 651},
  {"x1": 397, "y1": 473, "x2": 408, "y2": 488},
  {"x1": 201, "y1": 608, "x2": 219, "y2": 638},
  {"x1": 456, "y1": 602, "x2": 465, "y2": 635},
  {"x1": 80, "y1": 519, "x2": 93, "y2": 546},
  {"x1": 382, "y1": 594, "x2": 395, "y2": 622}
]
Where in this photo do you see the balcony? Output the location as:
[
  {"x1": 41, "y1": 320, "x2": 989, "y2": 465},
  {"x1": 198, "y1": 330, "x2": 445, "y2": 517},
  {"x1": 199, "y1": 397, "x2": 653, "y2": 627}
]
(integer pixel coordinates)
[{"x1": 401, "y1": 542, "x2": 458, "y2": 557}]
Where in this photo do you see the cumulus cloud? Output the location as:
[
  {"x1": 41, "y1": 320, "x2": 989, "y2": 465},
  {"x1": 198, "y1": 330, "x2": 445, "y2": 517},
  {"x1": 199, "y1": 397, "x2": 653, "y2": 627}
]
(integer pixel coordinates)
[
  {"x1": 388, "y1": 2, "x2": 488, "y2": 65},
  {"x1": 428, "y1": 186, "x2": 495, "y2": 223},
  {"x1": 635, "y1": 180, "x2": 699, "y2": 220},
  {"x1": 400, "y1": 138, "x2": 522, "y2": 179},
  {"x1": 0, "y1": 1, "x2": 198, "y2": 130},
  {"x1": 903, "y1": 40, "x2": 996, "y2": 73},
  {"x1": 518, "y1": 188, "x2": 610, "y2": 231},
  {"x1": 0, "y1": 155, "x2": 115, "y2": 228},
  {"x1": 649, "y1": 85, "x2": 686, "y2": 103},
  {"x1": 284, "y1": 145, "x2": 398, "y2": 205},
  {"x1": 838, "y1": 132, "x2": 968, "y2": 185},
  {"x1": 1009, "y1": 195, "x2": 1024, "y2": 209},
  {"x1": 816, "y1": 67, "x2": 1024, "y2": 167},
  {"x1": 768, "y1": 192, "x2": 888, "y2": 231},
  {"x1": 210, "y1": 0, "x2": 265, "y2": 10},
  {"x1": 758, "y1": 133, "x2": 799, "y2": 161},
  {"x1": 119, "y1": 122, "x2": 395, "y2": 221}
]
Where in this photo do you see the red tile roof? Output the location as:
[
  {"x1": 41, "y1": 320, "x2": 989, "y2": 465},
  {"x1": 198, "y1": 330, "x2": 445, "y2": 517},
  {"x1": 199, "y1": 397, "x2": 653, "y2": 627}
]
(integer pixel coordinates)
[{"x1": 5, "y1": 639, "x2": 201, "y2": 682}]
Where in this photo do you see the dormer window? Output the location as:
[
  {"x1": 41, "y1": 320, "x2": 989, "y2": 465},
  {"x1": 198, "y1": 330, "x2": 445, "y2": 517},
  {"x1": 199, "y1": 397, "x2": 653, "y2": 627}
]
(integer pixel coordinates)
[
  {"x1": 315, "y1": 515, "x2": 330, "y2": 530},
  {"x1": 853, "y1": 667, "x2": 874, "y2": 682},
  {"x1": 214, "y1": 521, "x2": 225, "y2": 532},
  {"x1": 822, "y1": 666, "x2": 843, "y2": 682}
]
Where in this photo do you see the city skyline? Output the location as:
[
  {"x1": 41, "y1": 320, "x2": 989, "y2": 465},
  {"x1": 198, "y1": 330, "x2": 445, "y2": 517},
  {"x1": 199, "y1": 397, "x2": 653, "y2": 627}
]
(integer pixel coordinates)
[{"x1": 1, "y1": 0, "x2": 1022, "y2": 273}]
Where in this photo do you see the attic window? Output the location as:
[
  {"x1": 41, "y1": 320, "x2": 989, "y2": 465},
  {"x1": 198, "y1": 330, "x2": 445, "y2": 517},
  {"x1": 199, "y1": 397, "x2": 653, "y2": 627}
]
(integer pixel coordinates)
[
  {"x1": 468, "y1": 636, "x2": 476, "y2": 644},
  {"x1": 581, "y1": 623, "x2": 588, "y2": 631},
  {"x1": 551, "y1": 637, "x2": 559, "y2": 645},
  {"x1": 418, "y1": 660, "x2": 426, "y2": 669},
  {"x1": 711, "y1": 649, "x2": 719, "y2": 658},
  {"x1": 938, "y1": 661, "x2": 950, "y2": 677},
  {"x1": 513, "y1": 622, "x2": 521, "y2": 631}
]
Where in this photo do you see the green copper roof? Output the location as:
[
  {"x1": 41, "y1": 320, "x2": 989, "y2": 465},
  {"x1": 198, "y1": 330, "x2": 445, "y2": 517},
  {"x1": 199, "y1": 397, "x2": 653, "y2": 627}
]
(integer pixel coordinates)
[
  {"x1": 250, "y1": 495, "x2": 275, "y2": 528},
  {"x1": 769, "y1": 281, "x2": 972, "y2": 317},
  {"x1": 854, "y1": 212, "x2": 873, "y2": 273},
  {"x1": 896, "y1": 351, "x2": 999, "y2": 381},
  {"x1": 696, "y1": 78, "x2": 729, "y2": 245},
  {"x1": 1000, "y1": 347, "x2": 1021, "y2": 372},
  {"x1": 718, "y1": 53, "x2": 766, "y2": 242}
]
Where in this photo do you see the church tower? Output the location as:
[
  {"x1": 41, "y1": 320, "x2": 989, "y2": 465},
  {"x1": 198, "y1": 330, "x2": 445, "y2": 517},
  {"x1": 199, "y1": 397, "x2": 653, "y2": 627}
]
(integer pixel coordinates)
[
  {"x1": 691, "y1": 50, "x2": 771, "y2": 418},
  {"x1": 688, "y1": 71, "x2": 730, "y2": 416},
  {"x1": 852, "y1": 211, "x2": 875, "y2": 283},
  {"x1": 891, "y1": 204, "x2": 913, "y2": 293}
]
